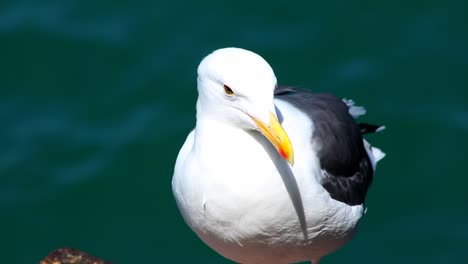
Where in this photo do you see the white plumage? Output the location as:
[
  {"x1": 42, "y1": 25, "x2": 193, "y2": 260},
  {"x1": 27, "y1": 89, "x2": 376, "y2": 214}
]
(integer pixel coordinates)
[{"x1": 172, "y1": 47, "x2": 384, "y2": 264}]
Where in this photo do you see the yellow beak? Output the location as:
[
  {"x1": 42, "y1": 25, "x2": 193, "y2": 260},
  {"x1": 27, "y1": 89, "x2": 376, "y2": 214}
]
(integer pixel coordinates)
[{"x1": 250, "y1": 112, "x2": 294, "y2": 165}]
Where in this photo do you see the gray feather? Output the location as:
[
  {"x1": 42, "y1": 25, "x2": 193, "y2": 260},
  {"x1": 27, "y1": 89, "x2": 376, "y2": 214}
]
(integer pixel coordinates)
[{"x1": 275, "y1": 86, "x2": 375, "y2": 206}]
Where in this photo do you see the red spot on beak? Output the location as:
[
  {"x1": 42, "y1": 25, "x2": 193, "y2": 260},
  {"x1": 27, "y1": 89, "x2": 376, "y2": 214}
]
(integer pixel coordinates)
[{"x1": 279, "y1": 148, "x2": 288, "y2": 160}]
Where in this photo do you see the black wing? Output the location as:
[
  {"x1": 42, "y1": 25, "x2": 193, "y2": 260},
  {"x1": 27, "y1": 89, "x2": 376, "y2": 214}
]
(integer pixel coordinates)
[{"x1": 275, "y1": 86, "x2": 376, "y2": 206}]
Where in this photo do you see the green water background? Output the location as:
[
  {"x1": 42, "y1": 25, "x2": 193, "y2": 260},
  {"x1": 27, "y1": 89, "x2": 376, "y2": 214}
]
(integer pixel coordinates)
[{"x1": 1, "y1": 1, "x2": 467, "y2": 263}]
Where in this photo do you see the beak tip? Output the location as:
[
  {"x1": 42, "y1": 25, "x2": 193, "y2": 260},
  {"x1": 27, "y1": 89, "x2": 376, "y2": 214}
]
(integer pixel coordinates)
[{"x1": 279, "y1": 148, "x2": 294, "y2": 166}]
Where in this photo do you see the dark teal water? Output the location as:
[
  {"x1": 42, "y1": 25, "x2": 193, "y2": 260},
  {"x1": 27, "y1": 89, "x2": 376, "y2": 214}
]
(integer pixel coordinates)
[{"x1": 1, "y1": 1, "x2": 467, "y2": 263}]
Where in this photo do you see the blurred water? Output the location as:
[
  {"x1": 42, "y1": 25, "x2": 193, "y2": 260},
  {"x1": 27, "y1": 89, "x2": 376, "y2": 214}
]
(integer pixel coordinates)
[{"x1": 1, "y1": 0, "x2": 467, "y2": 263}]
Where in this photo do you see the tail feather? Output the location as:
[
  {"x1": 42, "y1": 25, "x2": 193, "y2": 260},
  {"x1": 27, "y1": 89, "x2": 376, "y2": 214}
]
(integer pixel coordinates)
[
  {"x1": 359, "y1": 123, "x2": 386, "y2": 135},
  {"x1": 364, "y1": 140, "x2": 386, "y2": 171}
]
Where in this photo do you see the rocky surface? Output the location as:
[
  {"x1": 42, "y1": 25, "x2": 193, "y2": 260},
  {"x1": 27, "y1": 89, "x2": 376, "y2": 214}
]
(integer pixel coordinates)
[{"x1": 40, "y1": 247, "x2": 112, "y2": 264}]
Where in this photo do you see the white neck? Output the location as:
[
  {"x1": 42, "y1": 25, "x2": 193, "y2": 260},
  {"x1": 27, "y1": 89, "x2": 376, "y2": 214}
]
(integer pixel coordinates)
[{"x1": 194, "y1": 105, "x2": 242, "y2": 152}]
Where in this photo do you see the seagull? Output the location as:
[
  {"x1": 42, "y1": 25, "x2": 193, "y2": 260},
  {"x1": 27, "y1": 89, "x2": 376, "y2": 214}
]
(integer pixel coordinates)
[{"x1": 172, "y1": 47, "x2": 385, "y2": 264}]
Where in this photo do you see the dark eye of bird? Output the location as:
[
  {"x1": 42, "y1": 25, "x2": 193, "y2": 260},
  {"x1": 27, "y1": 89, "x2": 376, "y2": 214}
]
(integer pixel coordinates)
[{"x1": 223, "y1": 84, "x2": 234, "y2": 96}]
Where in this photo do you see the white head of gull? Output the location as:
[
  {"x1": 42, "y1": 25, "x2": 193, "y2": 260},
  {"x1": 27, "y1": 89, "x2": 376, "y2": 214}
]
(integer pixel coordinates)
[
  {"x1": 172, "y1": 47, "x2": 385, "y2": 264},
  {"x1": 195, "y1": 47, "x2": 293, "y2": 163}
]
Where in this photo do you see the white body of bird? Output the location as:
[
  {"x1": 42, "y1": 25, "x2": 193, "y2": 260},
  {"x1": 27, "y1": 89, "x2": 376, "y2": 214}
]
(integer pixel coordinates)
[{"x1": 172, "y1": 48, "x2": 383, "y2": 264}]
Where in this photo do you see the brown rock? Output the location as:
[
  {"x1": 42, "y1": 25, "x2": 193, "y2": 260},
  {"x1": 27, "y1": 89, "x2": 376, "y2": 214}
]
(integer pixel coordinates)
[{"x1": 40, "y1": 247, "x2": 112, "y2": 264}]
